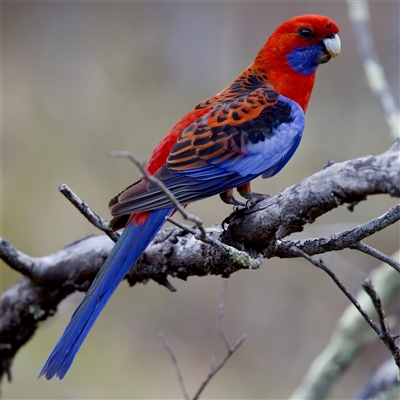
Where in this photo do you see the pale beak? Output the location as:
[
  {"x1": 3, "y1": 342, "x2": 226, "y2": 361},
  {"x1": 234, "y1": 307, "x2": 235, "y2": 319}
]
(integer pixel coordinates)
[{"x1": 323, "y1": 34, "x2": 341, "y2": 58}]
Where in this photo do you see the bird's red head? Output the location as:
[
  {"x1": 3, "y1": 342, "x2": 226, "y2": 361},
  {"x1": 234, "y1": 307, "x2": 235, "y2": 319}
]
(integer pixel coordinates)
[{"x1": 254, "y1": 15, "x2": 340, "y2": 112}]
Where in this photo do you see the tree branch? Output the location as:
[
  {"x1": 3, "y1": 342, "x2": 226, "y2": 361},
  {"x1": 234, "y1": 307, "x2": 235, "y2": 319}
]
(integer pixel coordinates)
[
  {"x1": 158, "y1": 332, "x2": 190, "y2": 400},
  {"x1": 273, "y1": 205, "x2": 400, "y2": 273},
  {"x1": 59, "y1": 183, "x2": 119, "y2": 243},
  {"x1": 108, "y1": 151, "x2": 260, "y2": 270},
  {"x1": 362, "y1": 278, "x2": 400, "y2": 369},
  {"x1": 288, "y1": 246, "x2": 383, "y2": 339},
  {"x1": 159, "y1": 280, "x2": 247, "y2": 400},
  {"x1": 223, "y1": 139, "x2": 399, "y2": 251},
  {"x1": 351, "y1": 241, "x2": 400, "y2": 274},
  {"x1": 109, "y1": 150, "x2": 207, "y2": 236},
  {"x1": 289, "y1": 252, "x2": 400, "y2": 400},
  {"x1": 1, "y1": 141, "x2": 399, "y2": 382}
]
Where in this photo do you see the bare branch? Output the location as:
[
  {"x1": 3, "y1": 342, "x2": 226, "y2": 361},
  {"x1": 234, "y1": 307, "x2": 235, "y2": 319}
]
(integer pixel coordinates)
[
  {"x1": 59, "y1": 183, "x2": 119, "y2": 243},
  {"x1": 158, "y1": 332, "x2": 190, "y2": 400},
  {"x1": 192, "y1": 280, "x2": 247, "y2": 400},
  {"x1": 351, "y1": 242, "x2": 400, "y2": 273},
  {"x1": 362, "y1": 278, "x2": 400, "y2": 369},
  {"x1": 166, "y1": 217, "x2": 261, "y2": 270},
  {"x1": 289, "y1": 252, "x2": 400, "y2": 400},
  {"x1": 218, "y1": 330, "x2": 232, "y2": 353},
  {"x1": 110, "y1": 151, "x2": 260, "y2": 270},
  {"x1": 289, "y1": 245, "x2": 381, "y2": 337},
  {"x1": 109, "y1": 150, "x2": 206, "y2": 236},
  {"x1": 274, "y1": 204, "x2": 400, "y2": 270},
  {"x1": 193, "y1": 334, "x2": 247, "y2": 400},
  {"x1": 1, "y1": 143, "x2": 399, "y2": 382},
  {"x1": 289, "y1": 245, "x2": 400, "y2": 374},
  {"x1": 211, "y1": 280, "x2": 229, "y2": 370},
  {"x1": 224, "y1": 139, "x2": 400, "y2": 250},
  {"x1": 0, "y1": 237, "x2": 41, "y2": 280},
  {"x1": 158, "y1": 280, "x2": 246, "y2": 400}
]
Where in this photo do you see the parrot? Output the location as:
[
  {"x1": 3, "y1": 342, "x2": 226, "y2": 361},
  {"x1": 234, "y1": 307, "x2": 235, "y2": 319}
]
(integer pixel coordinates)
[{"x1": 40, "y1": 14, "x2": 340, "y2": 379}]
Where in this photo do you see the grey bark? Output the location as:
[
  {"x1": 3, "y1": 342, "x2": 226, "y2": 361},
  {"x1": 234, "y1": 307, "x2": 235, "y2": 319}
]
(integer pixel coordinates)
[{"x1": 1, "y1": 139, "x2": 399, "y2": 381}]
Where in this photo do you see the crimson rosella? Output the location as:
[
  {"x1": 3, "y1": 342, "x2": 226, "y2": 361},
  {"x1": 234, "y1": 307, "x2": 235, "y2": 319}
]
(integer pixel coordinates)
[{"x1": 40, "y1": 14, "x2": 340, "y2": 379}]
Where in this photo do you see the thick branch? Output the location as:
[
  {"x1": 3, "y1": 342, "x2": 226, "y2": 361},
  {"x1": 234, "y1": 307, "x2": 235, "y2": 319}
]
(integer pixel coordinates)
[
  {"x1": 223, "y1": 139, "x2": 400, "y2": 250},
  {"x1": 0, "y1": 142, "x2": 399, "y2": 381}
]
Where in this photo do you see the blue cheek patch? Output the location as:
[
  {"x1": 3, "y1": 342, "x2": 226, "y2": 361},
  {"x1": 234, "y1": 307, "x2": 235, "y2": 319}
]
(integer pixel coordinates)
[{"x1": 287, "y1": 44, "x2": 323, "y2": 76}]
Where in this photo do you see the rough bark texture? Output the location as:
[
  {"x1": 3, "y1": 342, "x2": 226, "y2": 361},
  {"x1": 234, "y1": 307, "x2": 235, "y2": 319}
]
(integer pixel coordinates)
[
  {"x1": 223, "y1": 142, "x2": 400, "y2": 251},
  {"x1": 1, "y1": 140, "x2": 399, "y2": 381}
]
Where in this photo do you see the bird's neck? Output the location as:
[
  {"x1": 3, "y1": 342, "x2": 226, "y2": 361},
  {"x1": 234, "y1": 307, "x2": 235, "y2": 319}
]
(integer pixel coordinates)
[{"x1": 251, "y1": 46, "x2": 316, "y2": 113}]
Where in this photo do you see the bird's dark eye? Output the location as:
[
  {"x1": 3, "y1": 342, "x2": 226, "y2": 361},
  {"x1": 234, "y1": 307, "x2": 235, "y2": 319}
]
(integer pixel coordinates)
[{"x1": 299, "y1": 28, "x2": 313, "y2": 39}]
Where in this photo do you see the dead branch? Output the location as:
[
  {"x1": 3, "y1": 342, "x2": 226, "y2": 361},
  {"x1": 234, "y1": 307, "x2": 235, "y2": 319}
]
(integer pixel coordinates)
[
  {"x1": 59, "y1": 183, "x2": 119, "y2": 243},
  {"x1": 108, "y1": 151, "x2": 259, "y2": 269},
  {"x1": 158, "y1": 280, "x2": 247, "y2": 400},
  {"x1": 289, "y1": 3, "x2": 400, "y2": 398},
  {"x1": 351, "y1": 241, "x2": 400, "y2": 274},
  {"x1": 222, "y1": 139, "x2": 399, "y2": 251},
  {"x1": 289, "y1": 255, "x2": 400, "y2": 400},
  {"x1": 158, "y1": 332, "x2": 190, "y2": 400},
  {"x1": 274, "y1": 205, "x2": 400, "y2": 272},
  {"x1": 362, "y1": 278, "x2": 400, "y2": 368},
  {"x1": 1, "y1": 140, "x2": 399, "y2": 382},
  {"x1": 192, "y1": 280, "x2": 247, "y2": 400},
  {"x1": 109, "y1": 150, "x2": 207, "y2": 238}
]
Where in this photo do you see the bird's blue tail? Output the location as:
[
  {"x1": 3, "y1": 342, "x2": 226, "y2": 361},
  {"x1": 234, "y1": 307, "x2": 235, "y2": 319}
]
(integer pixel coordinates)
[{"x1": 39, "y1": 207, "x2": 174, "y2": 379}]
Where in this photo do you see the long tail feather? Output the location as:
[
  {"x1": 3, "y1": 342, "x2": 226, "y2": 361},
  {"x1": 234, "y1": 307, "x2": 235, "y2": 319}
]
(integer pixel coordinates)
[{"x1": 39, "y1": 207, "x2": 174, "y2": 380}]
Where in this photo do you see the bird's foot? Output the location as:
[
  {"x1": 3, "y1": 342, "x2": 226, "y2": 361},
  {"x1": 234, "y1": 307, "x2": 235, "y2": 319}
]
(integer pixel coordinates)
[
  {"x1": 222, "y1": 208, "x2": 239, "y2": 231},
  {"x1": 221, "y1": 203, "x2": 247, "y2": 231},
  {"x1": 245, "y1": 193, "x2": 271, "y2": 209},
  {"x1": 220, "y1": 190, "x2": 246, "y2": 207}
]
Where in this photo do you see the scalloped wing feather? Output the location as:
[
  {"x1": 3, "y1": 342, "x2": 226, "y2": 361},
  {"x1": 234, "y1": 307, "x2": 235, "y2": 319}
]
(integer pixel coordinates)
[{"x1": 110, "y1": 90, "x2": 304, "y2": 217}]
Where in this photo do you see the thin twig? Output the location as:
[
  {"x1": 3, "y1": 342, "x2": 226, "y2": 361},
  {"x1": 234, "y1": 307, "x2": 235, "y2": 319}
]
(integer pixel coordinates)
[
  {"x1": 158, "y1": 280, "x2": 247, "y2": 400},
  {"x1": 110, "y1": 150, "x2": 260, "y2": 270},
  {"x1": 290, "y1": 245, "x2": 381, "y2": 337},
  {"x1": 289, "y1": 254, "x2": 400, "y2": 400},
  {"x1": 362, "y1": 278, "x2": 400, "y2": 369},
  {"x1": 193, "y1": 334, "x2": 247, "y2": 400},
  {"x1": 158, "y1": 332, "x2": 190, "y2": 400},
  {"x1": 219, "y1": 330, "x2": 232, "y2": 352},
  {"x1": 275, "y1": 205, "x2": 400, "y2": 260},
  {"x1": 109, "y1": 151, "x2": 207, "y2": 238},
  {"x1": 210, "y1": 280, "x2": 229, "y2": 370},
  {"x1": 192, "y1": 279, "x2": 248, "y2": 399},
  {"x1": 292, "y1": 244, "x2": 400, "y2": 375},
  {"x1": 351, "y1": 242, "x2": 400, "y2": 273},
  {"x1": 59, "y1": 183, "x2": 119, "y2": 242}
]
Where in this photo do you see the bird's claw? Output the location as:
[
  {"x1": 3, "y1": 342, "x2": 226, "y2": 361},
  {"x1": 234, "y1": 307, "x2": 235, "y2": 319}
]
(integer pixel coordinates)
[
  {"x1": 222, "y1": 206, "x2": 245, "y2": 230},
  {"x1": 222, "y1": 211, "x2": 235, "y2": 231},
  {"x1": 245, "y1": 193, "x2": 271, "y2": 209},
  {"x1": 222, "y1": 193, "x2": 270, "y2": 230}
]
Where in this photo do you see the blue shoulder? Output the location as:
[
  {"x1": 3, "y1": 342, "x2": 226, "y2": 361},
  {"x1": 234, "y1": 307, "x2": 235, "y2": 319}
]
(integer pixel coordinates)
[
  {"x1": 259, "y1": 94, "x2": 304, "y2": 178},
  {"x1": 219, "y1": 94, "x2": 304, "y2": 178}
]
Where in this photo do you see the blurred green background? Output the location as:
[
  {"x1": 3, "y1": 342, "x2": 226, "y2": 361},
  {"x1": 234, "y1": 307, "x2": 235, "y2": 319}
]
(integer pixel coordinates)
[{"x1": 2, "y1": 1, "x2": 399, "y2": 399}]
